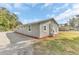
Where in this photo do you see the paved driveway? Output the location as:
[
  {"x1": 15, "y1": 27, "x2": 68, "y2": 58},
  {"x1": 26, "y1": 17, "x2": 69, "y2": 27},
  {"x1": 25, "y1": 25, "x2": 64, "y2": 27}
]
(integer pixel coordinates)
[{"x1": 0, "y1": 31, "x2": 38, "y2": 55}]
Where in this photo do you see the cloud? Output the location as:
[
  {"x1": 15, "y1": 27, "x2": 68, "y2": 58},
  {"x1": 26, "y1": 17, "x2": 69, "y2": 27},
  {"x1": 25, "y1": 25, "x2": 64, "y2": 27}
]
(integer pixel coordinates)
[
  {"x1": 13, "y1": 4, "x2": 22, "y2": 8},
  {"x1": 57, "y1": 4, "x2": 69, "y2": 10},
  {"x1": 21, "y1": 19, "x2": 28, "y2": 24},
  {"x1": 21, "y1": 18, "x2": 41, "y2": 24},
  {"x1": 54, "y1": 4, "x2": 79, "y2": 23},
  {"x1": 46, "y1": 4, "x2": 70, "y2": 21},
  {"x1": 55, "y1": 9, "x2": 71, "y2": 20},
  {"x1": 52, "y1": 4, "x2": 70, "y2": 13},
  {"x1": 29, "y1": 3, "x2": 38, "y2": 7},
  {"x1": 43, "y1": 3, "x2": 51, "y2": 7},
  {"x1": 14, "y1": 11, "x2": 20, "y2": 15},
  {"x1": 42, "y1": 3, "x2": 70, "y2": 22},
  {"x1": 46, "y1": 14, "x2": 55, "y2": 18},
  {"x1": 72, "y1": 3, "x2": 79, "y2": 9},
  {"x1": 12, "y1": 3, "x2": 30, "y2": 11},
  {"x1": 41, "y1": 3, "x2": 53, "y2": 9},
  {"x1": 0, "y1": 3, "x2": 13, "y2": 10}
]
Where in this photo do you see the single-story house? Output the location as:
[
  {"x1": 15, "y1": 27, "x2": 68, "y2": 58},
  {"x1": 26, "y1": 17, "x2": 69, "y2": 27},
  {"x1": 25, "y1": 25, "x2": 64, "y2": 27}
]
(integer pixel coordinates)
[{"x1": 15, "y1": 18, "x2": 59, "y2": 38}]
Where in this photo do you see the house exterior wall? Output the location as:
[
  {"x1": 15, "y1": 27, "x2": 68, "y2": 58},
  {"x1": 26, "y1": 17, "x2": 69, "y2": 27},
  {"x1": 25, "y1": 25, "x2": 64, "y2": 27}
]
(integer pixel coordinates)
[
  {"x1": 51, "y1": 20, "x2": 59, "y2": 34},
  {"x1": 39, "y1": 20, "x2": 58, "y2": 38},
  {"x1": 16, "y1": 24, "x2": 40, "y2": 38},
  {"x1": 16, "y1": 19, "x2": 59, "y2": 38},
  {"x1": 39, "y1": 21, "x2": 51, "y2": 38}
]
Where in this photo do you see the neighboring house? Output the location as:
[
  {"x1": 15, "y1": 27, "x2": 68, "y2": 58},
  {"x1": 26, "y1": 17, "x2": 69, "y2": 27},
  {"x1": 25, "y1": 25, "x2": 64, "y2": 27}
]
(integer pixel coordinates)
[
  {"x1": 15, "y1": 18, "x2": 59, "y2": 38},
  {"x1": 59, "y1": 24, "x2": 70, "y2": 31},
  {"x1": 75, "y1": 25, "x2": 79, "y2": 31}
]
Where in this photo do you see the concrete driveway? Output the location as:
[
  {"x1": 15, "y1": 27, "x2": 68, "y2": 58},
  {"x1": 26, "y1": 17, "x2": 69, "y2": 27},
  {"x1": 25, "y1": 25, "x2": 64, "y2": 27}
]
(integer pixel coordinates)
[{"x1": 0, "y1": 31, "x2": 38, "y2": 55}]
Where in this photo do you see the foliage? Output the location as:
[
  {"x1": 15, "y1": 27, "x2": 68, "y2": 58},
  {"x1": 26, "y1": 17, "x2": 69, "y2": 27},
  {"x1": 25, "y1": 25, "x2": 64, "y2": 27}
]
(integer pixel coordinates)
[
  {"x1": 0, "y1": 7, "x2": 22, "y2": 31},
  {"x1": 69, "y1": 15, "x2": 79, "y2": 29},
  {"x1": 59, "y1": 23, "x2": 72, "y2": 31},
  {"x1": 60, "y1": 15, "x2": 79, "y2": 31}
]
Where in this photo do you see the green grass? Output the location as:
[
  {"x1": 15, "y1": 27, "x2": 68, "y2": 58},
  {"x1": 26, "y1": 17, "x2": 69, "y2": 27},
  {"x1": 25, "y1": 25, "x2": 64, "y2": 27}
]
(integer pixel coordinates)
[{"x1": 33, "y1": 31, "x2": 79, "y2": 55}]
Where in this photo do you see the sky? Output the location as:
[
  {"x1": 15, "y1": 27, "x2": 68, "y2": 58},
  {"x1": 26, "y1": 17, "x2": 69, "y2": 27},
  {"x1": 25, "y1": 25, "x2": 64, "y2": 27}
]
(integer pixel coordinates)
[{"x1": 0, "y1": 3, "x2": 79, "y2": 24}]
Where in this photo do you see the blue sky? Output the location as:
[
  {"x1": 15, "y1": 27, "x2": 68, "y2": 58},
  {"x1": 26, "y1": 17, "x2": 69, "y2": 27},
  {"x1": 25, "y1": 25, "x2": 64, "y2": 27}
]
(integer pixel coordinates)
[{"x1": 0, "y1": 3, "x2": 79, "y2": 24}]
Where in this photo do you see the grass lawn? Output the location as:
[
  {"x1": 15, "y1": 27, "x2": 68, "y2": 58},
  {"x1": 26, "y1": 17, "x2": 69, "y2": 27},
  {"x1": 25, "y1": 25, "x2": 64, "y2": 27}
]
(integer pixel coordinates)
[{"x1": 33, "y1": 31, "x2": 79, "y2": 55}]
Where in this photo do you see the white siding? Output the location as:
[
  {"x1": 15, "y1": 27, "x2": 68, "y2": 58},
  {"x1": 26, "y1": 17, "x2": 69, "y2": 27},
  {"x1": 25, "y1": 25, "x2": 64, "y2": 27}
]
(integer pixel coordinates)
[
  {"x1": 16, "y1": 24, "x2": 40, "y2": 38},
  {"x1": 51, "y1": 20, "x2": 59, "y2": 34},
  {"x1": 16, "y1": 19, "x2": 59, "y2": 38},
  {"x1": 39, "y1": 20, "x2": 58, "y2": 38},
  {"x1": 39, "y1": 21, "x2": 51, "y2": 38}
]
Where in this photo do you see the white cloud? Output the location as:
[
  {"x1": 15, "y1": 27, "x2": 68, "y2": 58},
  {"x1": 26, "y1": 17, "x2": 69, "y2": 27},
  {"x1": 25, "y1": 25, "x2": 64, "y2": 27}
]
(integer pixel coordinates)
[
  {"x1": 13, "y1": 3, "x2": 30, "y2": 10},
  {"x1": 30, "y1": 3, "x2": 38, "y2": 7},
  {"x1": 55, "y1": 9, "x2": 71, "y2": 20},
  {"x1": 21, "y1": 19, "x2": 28, "y2": 24},
  {"x1": 54, "y1": 4, "x2": 79, "y2": 23},
  {"x1": 46, "y1": 4, "x2": 70, "y2": 19},
  {"x1": 25, "y1": 3, "x2": 37, "y2": 6},
  {"x1": 46, "y1": 14, "x2": 55, "y2": 18},
  {"x1": 14, "y1": 11, "x2": 20, "y2": 15},
  {"x1": 0, "y1": 3, "x2": 13, "y2": 10},
  {"x1": 58, "y1": 4, "x2": 69, "y2": 9},
  {"x1": 41, "y1": 3, "x2": 53, "y2": 9},
  {"x1": 42, "y1": 3, "x2": 70, "y2": 21},
  {"x1": 53, "y1": 4, "x2": 69, "y2": 13},
  {"x1": 72, "y1": 3, "x2": 79, "y2": 9},
  {"x1": 13, "y1": 4, "x2": 23, "y2": 8},
  {"x1": 21, "y1": 18, "x2": 41, "y2": 24},
  {"x1": 43, "y1": 3, "x2": 50, "y2": 7}
]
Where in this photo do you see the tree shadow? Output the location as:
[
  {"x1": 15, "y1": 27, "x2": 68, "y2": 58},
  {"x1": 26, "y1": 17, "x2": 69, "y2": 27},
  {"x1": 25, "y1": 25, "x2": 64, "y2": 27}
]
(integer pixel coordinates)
[
  {"x1": 0, "y1": 32, "x2": 34, "y2": 55},
  {"x1": 6, "y1": 32, "x2": 32, "y2": 45}
]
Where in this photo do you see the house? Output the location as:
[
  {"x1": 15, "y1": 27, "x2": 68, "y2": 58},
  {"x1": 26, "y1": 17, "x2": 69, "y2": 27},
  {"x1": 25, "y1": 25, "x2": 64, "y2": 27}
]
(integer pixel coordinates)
[
  {"x1": 59, "y1": 23, "x2": 70, "y2": 31},
  {"x1": 15, "y1": 18, "x2": 59, "y2": 38},
  {"x1": 75, "y1": 25, "x2": 79, "y2": 31}
]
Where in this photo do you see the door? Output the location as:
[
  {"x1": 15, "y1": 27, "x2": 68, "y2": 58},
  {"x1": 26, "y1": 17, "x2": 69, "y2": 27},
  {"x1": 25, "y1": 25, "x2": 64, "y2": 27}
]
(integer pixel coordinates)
[{"x1": 49, "y1": 24, "x2": 53, "y2": 36}]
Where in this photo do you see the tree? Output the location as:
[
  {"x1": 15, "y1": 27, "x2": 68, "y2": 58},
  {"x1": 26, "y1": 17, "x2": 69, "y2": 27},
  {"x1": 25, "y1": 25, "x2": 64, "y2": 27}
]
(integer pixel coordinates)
[
  {"x1": 0, "y1": 7, "x2": 22, "y2": 31},
  {"x1": 68, "y1": 15, "x2": 79, "y2": 30},
  {"x1": 69, "y1": 16, "x2": 79, "y2": 28}
]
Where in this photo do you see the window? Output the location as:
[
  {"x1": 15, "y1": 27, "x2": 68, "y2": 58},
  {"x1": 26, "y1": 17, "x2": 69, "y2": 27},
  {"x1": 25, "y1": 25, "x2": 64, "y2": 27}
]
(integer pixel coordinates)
[
  {"x1": 44, "y1": 26, "x2": 46, "y2": 30},
  {"x1": 28, "y1": 25, "x2": 31, "y2": 31}
]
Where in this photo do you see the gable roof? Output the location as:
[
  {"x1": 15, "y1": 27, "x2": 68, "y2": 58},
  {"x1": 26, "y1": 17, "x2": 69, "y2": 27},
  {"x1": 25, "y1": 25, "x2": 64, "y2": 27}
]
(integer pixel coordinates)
[{"x1": 25, "y1": 18, "x2": 59, "y2": 26}]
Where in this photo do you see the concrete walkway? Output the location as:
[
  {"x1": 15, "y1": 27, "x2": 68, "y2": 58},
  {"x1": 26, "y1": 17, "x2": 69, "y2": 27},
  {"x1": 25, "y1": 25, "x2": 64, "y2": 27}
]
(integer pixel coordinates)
[{"x1": 0, "y1": 31, "x2": 38, "y2": 55}]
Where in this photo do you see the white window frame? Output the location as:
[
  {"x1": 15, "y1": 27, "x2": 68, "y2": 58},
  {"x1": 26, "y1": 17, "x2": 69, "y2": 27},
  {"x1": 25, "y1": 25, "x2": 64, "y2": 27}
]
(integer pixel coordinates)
[
  {"x1": 43, "y1": 26, "x2": 47, "y2": 30},
  {"x1": 28, "y1": 25, "x2": 31, "y2": 32}
]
